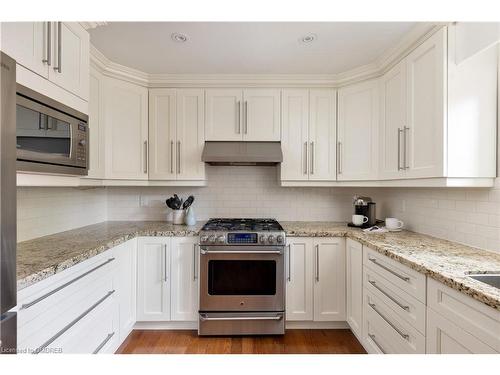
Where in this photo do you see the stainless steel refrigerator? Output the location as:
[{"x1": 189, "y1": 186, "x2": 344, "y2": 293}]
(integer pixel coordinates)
[{"x1": 0, "y1": 51, "x2": 17, "y2": 354}]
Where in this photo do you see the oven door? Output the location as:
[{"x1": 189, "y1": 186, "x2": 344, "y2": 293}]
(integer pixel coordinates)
[{"x1": 199, "y1": 245, "x2": 285, "y2": 312}]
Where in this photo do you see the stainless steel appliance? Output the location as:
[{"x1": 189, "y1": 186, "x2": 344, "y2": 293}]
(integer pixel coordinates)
[
  {"x1": 201, "y1": 141, "x2": 283, "y2": 166},
  {"x1": 348, "y1": 195, "x2": 378, "y2": 228},
  {"x1": 198, "y1": 218, "x2": 286, "y2": 335},
  {"x1": 16, "y1": 84, "x2": 88, "y2": 175},
  {"x1": 1, "y1": 52, "x2": 17, "y2": 354}
]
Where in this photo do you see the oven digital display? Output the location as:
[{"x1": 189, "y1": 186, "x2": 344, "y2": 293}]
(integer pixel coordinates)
[{"x1": 227, "y1": 233, "x2": 257, "y2": 244}]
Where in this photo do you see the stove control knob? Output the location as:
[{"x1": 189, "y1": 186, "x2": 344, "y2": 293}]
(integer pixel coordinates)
[
  {"x1": 216, "y1": 235, "x2": 225, "y2": 244},
  {"x1": 208, "y1": 235, "x2": 216, "y2": 244},
  {"x1": 267, "y1": 235, "x2": 275, "y2": 244},
  {"x1": 200, "y1": 235, "x2": 209, "y2": 243},
  {"x1": 259, "y1": 235, "x2": 266, "y2": 244},
  {"x1": 276, "y1": 235, "x2": 284, "y2": 244}
]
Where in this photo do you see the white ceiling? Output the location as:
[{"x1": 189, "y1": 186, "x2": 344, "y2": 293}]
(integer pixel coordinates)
[{"x1": 89, "y1": 22, "x2": 418, "y2": 75}]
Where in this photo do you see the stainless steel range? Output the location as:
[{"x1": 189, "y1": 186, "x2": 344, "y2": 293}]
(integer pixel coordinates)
[{"x1": 198, "y1": 218, "x2": 286, "y2": 336}]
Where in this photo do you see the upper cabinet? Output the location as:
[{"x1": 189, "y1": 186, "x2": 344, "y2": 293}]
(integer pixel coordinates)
[
  {"x1": 205, "y1": 89, "x2": 280, "y2": 141},
  {"x1": 337, "y1": 79, "x2": 379, "y2": 180},
  {"x1": 149, "y1": 88, "x2": 205, "y2": 181},
  {"x1": 1, "y1": 22, "x2": 89, "y2": 101},
  {"x1": 281, "y1": 89, "x2": 337, "y2": 182}
]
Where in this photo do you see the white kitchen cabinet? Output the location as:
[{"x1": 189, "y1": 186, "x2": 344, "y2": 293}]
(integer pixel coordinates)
[
  {"x1": 0, "y1": 22, "x2": 48, "y2": 78},
  {"x1": 136, "y1": 238, "x2": 171, "y2": 321},
  {"x1": 103, "y1": 77, "x2": 148, "y2": 180},
  {"x1": 243, "y1": 89, "x2": 281, "y2": 141},
  {"x1": 346, "y1": 239, "x2": 363, "y2": 338},
  {"x1": 86, "y1": 67, "x2": 105, "y2": 179},
  {"x1": 337, "y1": 80, "x2": 379, "y2": 180},
  {"x1": 313, "y1": 238, "x2": 346, "y2": 321},
  {"x1": 48, "y1": 22, "x2": 90, "y2": 101},
  {"x1": 379, "y1": 61, "x2": 407, "y2": 179},
  {"x1": 286, "y1": 238, "x2": 314, "y2": 321},
  {"x1": 281, "y1": 89, "x2": 337, "y2": 183},
  {"x1": 170, "y1": 237, "x2": 199, "y2": 321},
  {"x1": 404, "y1": 27, "x2": 446, "y2": 178},
  {"x1": 114, "y1": 240, "x2": 137, "y2": 342},
  {"x1": 205, "y1": 88, "x2": 280, "y2": 141}
]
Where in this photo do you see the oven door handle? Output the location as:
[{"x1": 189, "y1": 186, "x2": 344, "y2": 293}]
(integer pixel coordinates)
[
  {"x1": 199, "y1": 315, "x2": 283, "y2": 321},
  {"x1": 200, "y1": 249, "x2": 282, "y2": 255}
]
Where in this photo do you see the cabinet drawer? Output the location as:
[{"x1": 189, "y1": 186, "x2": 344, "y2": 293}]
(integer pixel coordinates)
[
  {"x1": 364, "y1": 265, "x2": 426, "y2": 334},
  {"x1": 363, "y1": 288, "x2": 425, "y2": 354},
  {"x1": 427, "y1": 278, "x2": 500, "y2": 352},
  {"x1": 364, "y1": 246, "x2": 426, "y2": 303}
]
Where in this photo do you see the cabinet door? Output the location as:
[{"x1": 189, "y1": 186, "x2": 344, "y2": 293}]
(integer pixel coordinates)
[
  {"x1": 313, "y1": 238, "x2": 346, "y2": 321},
  {"x1": 426, "y1": 308, "x2": 496, "y2": 354},
  {"x1": 280, "y1": 89, "x2": 309, "y2": 181},
  {"x1": 337, "y1": 80, "x2": 379, "y2": 180},
  {"x1": 379, "y1": 61, "x2": 407, "y2": 179},
  {"x1": 86, "y1": 67, "x2": 105, "y2": 179},
  {"x1": 286, "y1": 238, "x2": 314, "y2": 321},
  {"x1": 48, "y1": 22, "x2": 90, "y2": 101},
  {"x1": 308, "y1": 89, "x2": 337, "y2": 181},
  {"x1": 104, "y1": 77, "x2": 148, "y2": 180},
  {"x1": 243, "y1": 89, "x2": 281, "y2": 141},
  {"x1": 176, "y1": 89, "x2": 206, "y2": 180},
  {"x1": 136, "y1": 238, "x2": 170, "y2": 321},
  {"x1": 170, "y1": 237, "x2": 199, "y2": 321},
  {"x1": 346, "y1": 239, "x2": 363, "y2": 337},
  {"x1": 205, "y1": 89, "x2": 243, "y2": 141},
  {"x1": 148, "y1": 89, "x2": 177, "y2": 180},
  {"x1": 405, "y1": 27, "x2": 446, "y2": 178},
  {"x1": 114, "y1": 240, "x2": 137, "y2": 342},
  {"x1": 1, "y1": 22, "x2": 48, "y2": 78}
]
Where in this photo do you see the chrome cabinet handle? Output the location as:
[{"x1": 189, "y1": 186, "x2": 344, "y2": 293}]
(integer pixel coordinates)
[
  {"x1": 368, "y1": 280, "x2": 410, "y2": 311},
  {"x1": 53, "y1": 22, "x2": 62, "y2": 73},
  {"x1": 368, "y1": 258, "x2": 410, "y2": 282},
  {"x1": 310, "y1": 142, "x2": 314, "y2": 174},
  {"x1": 397, "y1": 128, "x2": 403, "y2": 170},
  {"x1": 369, "y1": 302, "x2": 409, "y2": 340},
  {"x1": 315, "y1": 244, "x2": 319, "y2": 282},
  {"x1": 337, "y1": 141, "x2": 342, "y2": 174},
  {"x1": 177, "y1": 141, "x2": 181, "y2": 174},
  {"x1": 244, "y1": 101, "x2": 248, "y2": 134},
  {"x1": 93, "y1": 332, "x2": 115, "y2": 354},
  {"x1": 287, "y1": 244, "x2": 291, "y2": 282},
  {"x1": 34, "y1": 290, "x2": 115, "y2": 354},
  {"x1": 368, "y1": 334, "x2": 386, "y2": 354},
  {"x1": 403, "y1": 126, "x2": 410, "y2": 169},
  {"x1": 163, "y1": 244, "x2": 168, "y2": 282},
  {"x1": 42, "y1": 22, "x2": 51, "y2": 65},
  {"x1": 193, "y1": 244, "x2": 198, "y2": 281},
  {"x1": 199, "y1": 314, "x2": 282, "y2": 321},
  {"x1": 143, "y1": 140, "x2": 148, "y2": 174},
  {"x1": 304, "y1": 142, "x2": 308, "y2": 175},
  {"x1": 21, "y1": 258, "x2": 115, "y2": 310},
  {"x1": 200, "y1": 249, "x2": 282, "y2": 255},
  {"x1": 170, "y1": 140, "x2": 174, "y2": 174},
  {"x1": 236, "y1": 101, "x2": 241, "y2": 134}
]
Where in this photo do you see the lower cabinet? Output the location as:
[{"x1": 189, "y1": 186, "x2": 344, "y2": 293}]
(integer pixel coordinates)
[
  {"x1": 286, "y1": 237, "x2": 345, "y2": 322},
  {"x1": 136, "y1": 236, "x2": 199, "y2": 322},
  {"x1": 346, "y1": 239, "x2": 363, "y2": 338}
]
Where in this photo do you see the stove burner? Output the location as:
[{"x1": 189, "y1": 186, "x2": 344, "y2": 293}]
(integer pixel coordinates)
[{"x1": 202, "y1": 218, "x2": 284, "y2": 232}]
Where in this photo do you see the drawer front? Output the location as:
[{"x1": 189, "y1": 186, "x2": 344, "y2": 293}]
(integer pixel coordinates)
[
  {"x1": 18, "y1": 274, "x2": 114, "y2": 353},
  {"x1": 364, "y1": 246, "x2": 426, "y2": 303},
  {"x1": 427, "y1": 278, "x2": 500, "y2": 352},
  {"x1": 363, "y1": 288, "x2": 425, "y2": 354},
  {"x1": 364, "y1": 266, "x2": 426, "y2": 334}
]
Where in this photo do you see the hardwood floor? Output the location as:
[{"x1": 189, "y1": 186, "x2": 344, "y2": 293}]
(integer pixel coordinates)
[{"x1": 116, "y1": 329, "x2": 366, "y2": 354}]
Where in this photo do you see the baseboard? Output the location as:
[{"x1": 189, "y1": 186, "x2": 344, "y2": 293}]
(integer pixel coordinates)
[
  {"x1": 134, "y1": 321, "x2": 198, "y2": 330},
  {"x1": 285, "y1": 321, "x2": 350, "y2": 329}
]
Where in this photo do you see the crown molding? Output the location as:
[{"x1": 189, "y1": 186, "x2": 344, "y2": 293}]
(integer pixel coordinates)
[
  {"x1": 80, "y1": 22, "x2": 108, "y2": 30},
  {"x1": 90, "y1": 22, "x2": 445, "y2": 88}
]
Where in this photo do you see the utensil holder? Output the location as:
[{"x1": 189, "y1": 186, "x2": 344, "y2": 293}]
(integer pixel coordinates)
[{"x1": 173, "y1": 209, "x2": 185, "y2": 225}]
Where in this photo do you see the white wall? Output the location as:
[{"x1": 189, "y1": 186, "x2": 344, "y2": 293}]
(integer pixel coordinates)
[{"x1": 17, "y1": 187, "x2": 107, "y2": 242}]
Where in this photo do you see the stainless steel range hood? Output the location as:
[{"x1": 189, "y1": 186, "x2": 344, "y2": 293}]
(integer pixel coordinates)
[{"x1": 201, "y1": 141, "x2": 283, "y2": 166}]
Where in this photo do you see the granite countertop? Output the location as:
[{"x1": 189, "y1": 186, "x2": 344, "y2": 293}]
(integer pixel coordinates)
[{"x1": 17, "y1": 220, "x2": 500, "y2": 311}]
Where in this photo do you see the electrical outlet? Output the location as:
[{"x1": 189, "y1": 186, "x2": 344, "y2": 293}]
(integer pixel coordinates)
[{"x1": 140, "y1": 196, "x2": 149, "y2": 207}]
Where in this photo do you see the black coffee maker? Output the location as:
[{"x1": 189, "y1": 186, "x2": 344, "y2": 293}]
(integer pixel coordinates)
[{"x1": 348, "y1": 195, "x2": 377, "y2": 228}]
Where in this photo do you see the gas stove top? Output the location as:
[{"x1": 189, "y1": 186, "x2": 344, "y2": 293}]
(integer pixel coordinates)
[{"x1": 200, "y1": 218, "x2": 285, "y2": 246}]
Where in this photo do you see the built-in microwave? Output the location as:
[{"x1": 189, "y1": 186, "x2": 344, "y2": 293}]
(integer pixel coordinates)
[{"x1": 16, "y1": 85, "x2": 89, "y2": 176}]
